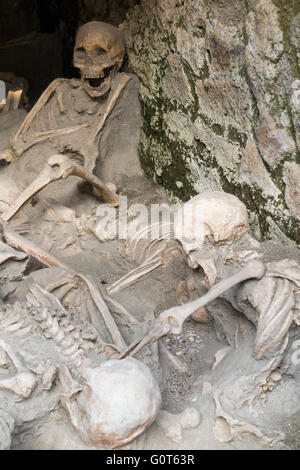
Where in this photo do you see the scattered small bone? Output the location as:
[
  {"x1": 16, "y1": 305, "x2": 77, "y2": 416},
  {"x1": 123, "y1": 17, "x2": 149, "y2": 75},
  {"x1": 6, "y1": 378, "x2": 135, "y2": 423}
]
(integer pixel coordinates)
[
  {"x1": 0, "y1": 372, "x2": 37, "y2": 399},
  {"x1": 186, "y1": 333, "x2": 196, "y2": 343},
  {"x1": 269, "y1": 370, "x2": 282, "y2": 383},
  {"x1": 156, "y1": 406, "x2": 201, "y2": 442},
  {"x1": 179, "y1": 407, "x2": 201, "y2": 430},
  {"x1": 156, "y1": 410, "x2": 183, "y2": 444},
  {"x1": 60, "y1": 237, "x2": 76, "y2": 250},
  {"x1": 42, "y1": 365, "x2": 57, "y2": 391},
  {"x1": 212, "y1": 346, "x2": 232, "y2": 370}
]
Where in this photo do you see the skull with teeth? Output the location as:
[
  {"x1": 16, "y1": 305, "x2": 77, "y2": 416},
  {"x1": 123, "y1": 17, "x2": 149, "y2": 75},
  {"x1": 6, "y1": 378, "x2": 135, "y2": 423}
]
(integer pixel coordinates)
[{"x1": 73, "y1": 21, "x2": 125, "y2": 98}]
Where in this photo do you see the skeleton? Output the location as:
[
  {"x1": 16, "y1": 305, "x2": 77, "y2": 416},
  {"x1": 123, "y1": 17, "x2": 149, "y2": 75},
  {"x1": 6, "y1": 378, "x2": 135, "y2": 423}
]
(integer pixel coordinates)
[
  {"x1": 0, "y1": 285, "x2": 161, "y2": 449},
  {"x1": 0, "y1": 21, "x2": 298, "y2": 447},
  {"x1": 3, "y1": 188, "x2": 299, "y2": 365},
  {"x1": 0, "y1": 21, "x2": 135, "y2": 211},
  {"x1": 1, "y1": 187, "x2": 300, "y2": 448},
  {"x1": 107, "y1": 191, "x2": 300, "y2": 365}
]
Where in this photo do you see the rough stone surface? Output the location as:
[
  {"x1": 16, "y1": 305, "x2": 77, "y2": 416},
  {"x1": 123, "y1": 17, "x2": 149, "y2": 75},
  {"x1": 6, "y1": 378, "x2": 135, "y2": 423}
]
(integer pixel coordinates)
[
  {"x1": 123, "y1": 0, "x2": 300, "y2": 242},
  {"x1": 283, "y1": 162, "x2": 300, "y2": 218}
]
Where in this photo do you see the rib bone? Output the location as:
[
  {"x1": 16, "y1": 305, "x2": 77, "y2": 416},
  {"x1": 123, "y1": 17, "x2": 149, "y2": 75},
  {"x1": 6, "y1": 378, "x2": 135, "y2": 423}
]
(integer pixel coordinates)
[
  {"x1": 0, "y1": 221, "x2": 126, "y2": 350},
  {"x1": 82, "y1": 74, "x2": 130, "y2": 172},
  {"x1": 107, "y1": 257, "x2": 162, "y2": 296},
  {"x1": 120, "y1": 260, "x2": 266, "y2": 359},
  {"x1": 0, "y1": 219, "x2": 70, "y2": 269},
  {"x1": 13, "y1": 78, "x2": 66, "y2": 145}
]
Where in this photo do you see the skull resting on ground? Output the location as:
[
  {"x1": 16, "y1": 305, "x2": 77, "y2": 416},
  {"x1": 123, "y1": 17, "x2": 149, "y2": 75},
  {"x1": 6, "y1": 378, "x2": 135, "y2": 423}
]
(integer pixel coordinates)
[
  {"x1": 73, "y1": 21, "x2": 125, "y2": 98},
  {"x1": 61, "y1": 358, "x2": 161, "y2": 449},
  {"x1": 174, "y1": 191, "x2": 250, "y2": 269}
]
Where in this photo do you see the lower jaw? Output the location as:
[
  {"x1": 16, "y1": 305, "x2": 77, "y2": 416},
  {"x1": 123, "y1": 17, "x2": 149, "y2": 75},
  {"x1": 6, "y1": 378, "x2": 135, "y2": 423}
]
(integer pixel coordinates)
[{"x1": 82, "y1": 76, "x2": 112, "y2": 98}]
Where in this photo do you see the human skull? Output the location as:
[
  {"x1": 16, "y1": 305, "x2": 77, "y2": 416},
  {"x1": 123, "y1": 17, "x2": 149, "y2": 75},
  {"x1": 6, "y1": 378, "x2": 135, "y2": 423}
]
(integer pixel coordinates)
[
  {"x1": 61, "y1": 358, "x2": 161, "y2": 448},
  {"x1": 73, "y1": 21, "x2": 125, "y2": 98},
  {"x1": 174, "y1": 191, "x2": 249, "y2": 269}
]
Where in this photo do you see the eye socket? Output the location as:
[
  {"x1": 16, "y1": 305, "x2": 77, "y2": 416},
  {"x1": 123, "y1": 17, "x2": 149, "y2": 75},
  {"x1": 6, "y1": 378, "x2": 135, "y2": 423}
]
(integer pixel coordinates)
[
  {"x1": 75, "y1": 47, "x2": 86, "y2": 59},
  {"x1": 96, "y1": 47, "x2": 107, "y2": 57}
]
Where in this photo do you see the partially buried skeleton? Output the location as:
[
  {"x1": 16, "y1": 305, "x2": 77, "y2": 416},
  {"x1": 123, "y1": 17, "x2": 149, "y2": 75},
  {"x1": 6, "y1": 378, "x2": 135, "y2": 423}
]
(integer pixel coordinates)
[
  {"x1": 0, "y1": 21, "x2": 300, "y2": 450},
  {"x1": 0, "y1": 21, "x2": 142, "y2": 216}
]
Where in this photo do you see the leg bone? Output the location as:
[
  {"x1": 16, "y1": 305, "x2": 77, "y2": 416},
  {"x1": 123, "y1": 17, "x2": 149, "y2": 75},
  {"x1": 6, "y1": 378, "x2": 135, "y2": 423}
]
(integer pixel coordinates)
[{"x1": 120, "y1": 260, "x2": 266, "y2": 358}]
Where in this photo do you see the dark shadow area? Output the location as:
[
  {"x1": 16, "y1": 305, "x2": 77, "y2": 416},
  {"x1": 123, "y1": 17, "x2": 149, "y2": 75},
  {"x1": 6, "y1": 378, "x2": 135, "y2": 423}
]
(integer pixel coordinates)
[{"x1": 0, "y1": 0, "x2": 140, "y2": 104}]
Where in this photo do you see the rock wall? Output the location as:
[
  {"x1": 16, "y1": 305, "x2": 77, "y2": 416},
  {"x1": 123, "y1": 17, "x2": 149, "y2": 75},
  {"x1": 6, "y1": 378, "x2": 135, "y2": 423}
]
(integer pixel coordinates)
[
  {"x1": 123, "y1": 0, "x2": 300, "y2": 242},
  {"x1": 79, "y1": 0, "x2": 140, "y2": 26}
]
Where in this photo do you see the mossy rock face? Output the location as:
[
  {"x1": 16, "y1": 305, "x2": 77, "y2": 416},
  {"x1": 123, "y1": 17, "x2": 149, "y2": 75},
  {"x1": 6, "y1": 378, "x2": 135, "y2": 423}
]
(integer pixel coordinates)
[{"x1": 124, "y1": 0, "x2": 300, "y2": 243}]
